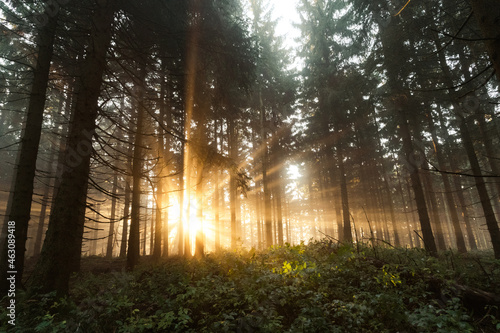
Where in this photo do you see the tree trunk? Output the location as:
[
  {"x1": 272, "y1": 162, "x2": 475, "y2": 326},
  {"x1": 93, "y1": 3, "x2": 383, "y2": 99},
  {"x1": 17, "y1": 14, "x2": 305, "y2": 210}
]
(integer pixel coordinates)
[
  {"x1": 378, "y1": 15, "x2": 437, "y2": 255},
  {"x1": 194, "y1": 157, "x2": 205, "y2": 257},
  {"x1": 458, "y1": 116, "x2": 500, "y2": 259},
  {"x1": 394, "y1": 161, "x2": 414, "y2": 248},
  {"x1": 153, "y1": 178, "x2": 163, "y2": 260},
  {"x1": 214, "y1": 128, "x2": 221, "y2": 251},
  {"x1": 337, "y1": 146, "x2": 352, "y2": 242},
  {"x1": 106, "y1": 171, "x2": 118, "y2": 258},
  {"x1": 397, "y1": 108, "x2": 437, "y2": 255},
  {"x1": 228, "y1": 115, "x2": 238, "y2": 249},
  {"x1": 153, "y1": 88, "x2": 166, "y2": 260},
  {"x1": 28, "y1": 0, "x2": 117, "y2": 295},
  {"x1": 0, "y1": 12, "x2": 58, "y2": 293},
  {"x1": 259, "y1": 93, "x2": 273, "y2": 248},
  {"x1": 32, "y1": 146, "x2": 56, "y2": 258},
  {"x1": 127, "y1": 79, "x2": 146, "y2": 270},
  {"x1": 271, "y1": 142, "x2": 284, "y2": 246},
  {"x1": 119, "y1": 178, "x2": 131, "y2": 258},
  {"x1": 476, "y1": 107, "x2": 500, "y2": 202},
  {"x1": 90, "y1": 204, "x2": 100, "y2": 256},
  {"x1": 427, "y1": 110, "x2": 467, "y2": 253},
  {"x1": 469, "y1": 0, "x2": 500, "y2": 82}
]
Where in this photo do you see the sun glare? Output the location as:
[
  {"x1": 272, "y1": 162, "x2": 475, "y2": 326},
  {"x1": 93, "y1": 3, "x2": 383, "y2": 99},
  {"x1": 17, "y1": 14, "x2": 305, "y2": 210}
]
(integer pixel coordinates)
[{"x1": 288, "y1": 164, "x2": 301, "y2": 180}]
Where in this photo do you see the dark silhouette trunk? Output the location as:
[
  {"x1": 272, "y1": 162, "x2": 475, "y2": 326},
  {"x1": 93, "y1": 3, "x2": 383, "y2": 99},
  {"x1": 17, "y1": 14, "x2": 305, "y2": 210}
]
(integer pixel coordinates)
[
  {"x1": 214, "y1": 121, "x2": 222, "y2": 251},
  {"x1": 119, "y1": 178, "x2": 131, "y2": 258},
  {"x1": 469, "y1": 0, "x2": 500, "y2": 82},
  {"x1": 177, "y1": 144, "x2": 185, "y2": 256},
  {"x1": 127, "y1": 77, "x2": 146, "y2": 270},
  {"x1": 336, "y1": 146, "x2": 352, "y2": 242},
  {"x1": 0, "y1": 13, "x2": 58, "y2": 293},
  {"x1": 458, "y1": 116, "x2": 500, "y2": 259},
  {"x1": 28, "y1": 1, "x2": 117, "y2": 295},
  {"x1": 271, "y1": 145, "x2": 284, "y2": 246},
  {"x1": 433, "y1": 33, "x2": 493, "y2": 254},
  {"x1": 106, "y1": 172, "x2": 118, "y2": 258},
  {"x1": 194, "y1": 157, "x2": 205, "y2": 257},
  {"x1": 397, "y1": 107, "x2": 437, "y2": 255},
  {"x1": 378, "y1": 15, "x2": 437, "y2": 255},
  {"x1": 229, "y1": 115, "x2": 238, "y2": 249},
  {"x1": 426, "y1": 110, "x2": 467, "y2": 253},
  {"x1": 259, "y1": 93, "x2": 273, "y2": 248},
  {"x1": 90, "y1": 204, "x2": 100, "y2": 256},
  {"x1": 32, "y1": 144, "x2": 57, "y2": 258},
  {"x1": 153, "y1": 178, "x2": 163, "y2": 260}
]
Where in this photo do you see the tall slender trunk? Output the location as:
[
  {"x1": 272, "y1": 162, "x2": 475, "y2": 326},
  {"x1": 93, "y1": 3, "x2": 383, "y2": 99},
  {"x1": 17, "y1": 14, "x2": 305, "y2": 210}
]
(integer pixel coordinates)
[
  {"x1": 408, "y1": 106, "x2": 446, "y2": 251},
  {"x1": 120, "y1": 179, "x2": 131, "y2": 258},
  {"x1": 214, "y1": 122, "x2": 221, "y2": 251},
  {"x1": 426, "y1": 110, "x2": 467, "y2": 252},
  {"x1": 381, "y1": 163, "x2": 400, "y2": 246},
  {"x1": 106, "y1": 171, "x2": 118, "y2": 258},
  {"x1": 162, "y1": 193, "x2": 169, "y2": 257},
  {"x1": 458, "y1": 116, "x2": 500, "y2": 258},
  {"x1": 149, "y1": 200, "x2": 154, "y2": 254},
  {"x1": 397, "y1": 108, "x2": 437, "y2": 255},
  {"x1": 378, "y1": 15, "x2": 437, "y2": 255},
  {"x1": 271, "y1": 139, "x2": 284, "y2": 246},
  {"x1": 0, "y1": 12, "x2": 58, "y2": 293},
  {"x1": 90, "y1": 204, "x2": 100, "y2": 256},
  {"x1": 259, "y1": 93, "x2": 273, "y2": 248},
  {"x1": 336, "y1": 146, "x2": 352, "y2": 242},
  {"x1": 153, "y1": 178, "x2": 163, "y2": 260},
  {"x1": 178, "y1": 145, "x2": 185, "y2": 256},
  {"x1": 194, "y1": 157, "x2": 205, "y2": 257},
  {"x1": 29, "y1": 0, "x2": 117, "y2": 295},
  {"x1": 153, "y1": 80, "x2": 166, "y2": 259},
  {"x1": 469, "y1": 0, "x2": 500, "y2": 82},
  {"x1": 476, "y1": 107, "x2": 500, "y2": 201},
  {"x1": 433, "y1": 32, "x2": 497, "y2": 256},
  {"x1": 32, "y1": 145, "x2": 56, "y2": 258},
  {"x1": 371, "y1": 112, "x2": 401, "y2": 246},
  {"x1": 394, "y1": 161, "x2": 414, "y2": 248},
  {"x1": 127, "y1": 78, "x2": 146, "y2": 270},
  {"x1": 228, "y1": 115, "x2": 238, "y2": 249}
]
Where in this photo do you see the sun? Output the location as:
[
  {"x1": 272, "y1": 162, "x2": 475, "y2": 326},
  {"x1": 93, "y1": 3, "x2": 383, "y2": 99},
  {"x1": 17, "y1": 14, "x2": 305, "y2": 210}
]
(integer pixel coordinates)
[{"x1": 185, "y1": 198, "x2": 201, "y2": 235}]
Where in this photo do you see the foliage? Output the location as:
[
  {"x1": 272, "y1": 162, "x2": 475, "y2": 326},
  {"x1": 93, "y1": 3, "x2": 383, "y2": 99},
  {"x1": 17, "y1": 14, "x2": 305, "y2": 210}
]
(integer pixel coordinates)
[{"x1": 2, "y1": 241, "x2": 500, "y2": 332}]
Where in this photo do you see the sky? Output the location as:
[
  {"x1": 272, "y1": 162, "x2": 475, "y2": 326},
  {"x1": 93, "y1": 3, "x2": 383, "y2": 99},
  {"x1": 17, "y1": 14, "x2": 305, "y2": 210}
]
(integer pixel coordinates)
[
  {"x1": 271, "y1": 0, "x2": 301, "y2": 49},
  {"x1": 270, "y1": 0, "x2": 303, "y2": 69}
]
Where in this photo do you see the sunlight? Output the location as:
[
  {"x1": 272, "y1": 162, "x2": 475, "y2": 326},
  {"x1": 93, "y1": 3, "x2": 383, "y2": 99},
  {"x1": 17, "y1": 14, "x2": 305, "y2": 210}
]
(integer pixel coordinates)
[
  {"x1": 184, "y1": 198, "x2": 200, "y2": 236},
  {"x1": 288, "y1": 164, "x2": 301, "y2": 180}
]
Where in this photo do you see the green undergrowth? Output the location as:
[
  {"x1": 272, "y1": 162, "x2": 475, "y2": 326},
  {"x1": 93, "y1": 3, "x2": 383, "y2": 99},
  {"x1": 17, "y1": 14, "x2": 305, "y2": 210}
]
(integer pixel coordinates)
[{"x1": 3, "y1": 241, "x2": 500, "y2": 332}]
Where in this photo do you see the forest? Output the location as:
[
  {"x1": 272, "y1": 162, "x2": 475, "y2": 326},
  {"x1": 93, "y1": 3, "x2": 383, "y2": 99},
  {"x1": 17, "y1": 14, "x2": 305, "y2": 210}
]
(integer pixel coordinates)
[{"x1": 0, "y1": 0, "x2": 500, "y2": 331}]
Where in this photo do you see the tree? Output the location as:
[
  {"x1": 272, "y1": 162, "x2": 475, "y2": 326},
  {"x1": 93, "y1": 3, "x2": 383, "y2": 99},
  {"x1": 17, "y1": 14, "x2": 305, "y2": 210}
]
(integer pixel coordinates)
[
  {"x1": 30, "y1": 0, "x2": 119, "y2": 295},
  {"x1": 0, "y1": 4, "x2": 59, "y2": 293},
  {"x1": 469, "y1": 0, "x2": 500, "y2": 82}
]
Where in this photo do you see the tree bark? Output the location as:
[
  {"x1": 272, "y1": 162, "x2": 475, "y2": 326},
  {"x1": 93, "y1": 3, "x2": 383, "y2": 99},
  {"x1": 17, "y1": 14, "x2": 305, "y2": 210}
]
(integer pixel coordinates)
[
  {"x1": 32, "y1": 144, "x2": 57, "y2": 258},
  {"x1": 458, "y1": 116, "x2": 500, "y2": 259},
  {"x1": 106, "y1": 171, "x2": 118, "y2": 258},
  {"x1": 119, "y1": 178, "x2": 131, "y2": 258},
  {"x1": 127, "y1": 78, "x2": 146, "y2": 270},
  {"x1": 28, "y1": 0, "x2": 117, "y2": 295},
  {"x1": 194, "y1": 157, "x2": 205, "y2": 257},
  {"x1": 378, "y1": 14, "x2": 437, "y2": 255},
  {"x1": 469, "y1": 0, "x2": 500, "y2": 82},
  {"x1": 426, "y1": 110, "x2": 467, "y2": 253},
  {"x1": 228, "y1": 115, "x2": 238, "y2": 249},
  {"x1": 271, "y1": 130, "x2": 284, "y2": 246},
  {"x1": 0, "y1": 12, "x2": 58, "y2": 293},
  {"x1": 259, "y1": 93, "x2": 273, "y2": 248}
]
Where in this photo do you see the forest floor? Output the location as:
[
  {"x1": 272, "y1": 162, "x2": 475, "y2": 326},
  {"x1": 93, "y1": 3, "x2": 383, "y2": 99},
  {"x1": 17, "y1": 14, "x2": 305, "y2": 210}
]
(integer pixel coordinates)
[{"x1": 3, "y1": 241, "x2": 500, "y2": 332}]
